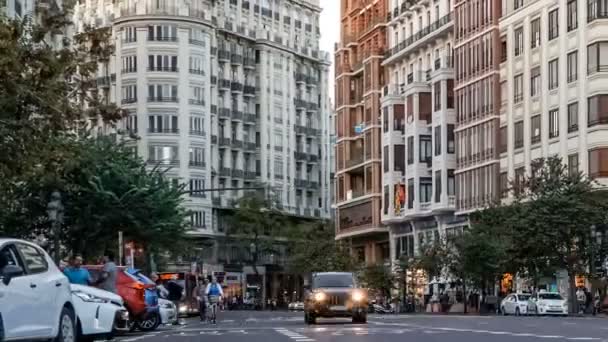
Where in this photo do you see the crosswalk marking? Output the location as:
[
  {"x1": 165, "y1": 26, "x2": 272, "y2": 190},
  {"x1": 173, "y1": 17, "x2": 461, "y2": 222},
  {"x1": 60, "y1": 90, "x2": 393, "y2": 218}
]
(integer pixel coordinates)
[{"x1": 275, "y1": 328, "x2": 316, "y2": 342}]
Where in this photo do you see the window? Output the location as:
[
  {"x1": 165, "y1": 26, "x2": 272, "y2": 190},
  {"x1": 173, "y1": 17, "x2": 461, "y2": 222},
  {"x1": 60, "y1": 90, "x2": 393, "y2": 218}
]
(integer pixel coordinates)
[
  {"x1": 530, "y1": 66, "x2": 541, "y2": 97},
  {"x1": 447, "y1": 124, "x2": 455, "y2": 153},
  {"x1": 126, "y1": 114, "x2": 137, "y2": 133},
  {"x1": 514, "y1": 0, "x2": 524, "y2": 10},
  {"x1": 16, "y1": 244, "x2": 48, "y2": 274},
  {"x1": 190, "y1": 115, "x2": 204, "y2": 135},
  {"x1": 514, "y1": 27, "x2": 524, "y2": 56},
  {"x1": 549, "y1": 109, "x2": 559, "y2": 138},
  {"x1": 548, "y1": 59, "x2": 559, "y2": 90},
  {"x1": 383, "y1": 146, "x2": 389, "y2": 172},
  {"x1": 148, "y1": 114, "x2": 178, "y2": 133},
  {"x1": 434, "y1": 125, "x2": 442, "y2": 156},
  {"x1": 148, "y1": 84, "x2": 178, "y2": 102},
  {"x1": 394, "y1": 145, "x2": 405, "y2": 173},
  {"x1": 148, "y1": 145, "x2": 178, "y2": 164},
  {"x1": 435, "y1": 170, "x2": 442, "y2": 203},
  {"x1": 514, "y1": 74, "x2": 524, "y2": 103},
  {"x1": 501, "y1": 36, "x2": 508, "y2": 62},
  {"x1": 499, "y1": 126, "x2": 508, "y2": 153},
  {"x1": 420, "y1": 178, "x2": 432, "y2": 203},
  {"x1": 419, "y1": 135, "x2": 432, "y2": 164},
  {"x1": 589, "y1": 148, "x2": 608, "y2": 178},
  {"x1": 189, "y1": 147, "x2": 205, "y2": 167},
  {"x1": 434, "y1": 82, "x2": 442, "y2": 111},
  {"x1": 383, "y1": 186, "x2": 389, "y2": 215},
  {"x1": 148, "y1": 25, "x2": 177, "y2": 41},
  {"x1": 548, "y1": 9, "x2": 559, "y2": 40},
  {"x1": 447, "y1": 169, "x2": 455, "y2": 196},
  {"x1": 191, "y1": 211, "x2": 205, "y2": 228},
  {"x1": 407, "y1": 136, "x2": 414, "y2": 164},
  {"x1": 122, "y1": 85, "x2": 137, "y2": 103},
  {"x1": 514, "y1": 121, "x2": 524, "y2": 149},
  {"x1": 447, "y1": 79, "x2": 454, "y2": 108},
  {"x1": 567, "y1": 50, "x2": 578, "y2": 83},
  {"x1": 531, "y1": 115, "x2": 541, "y2": 143},
  {"x1": 407, "y1": 179, "x2": 415, "y2": 209},
  {"x1": 531, "y1": 18, "x2": 541, "y2": 48},
  {"x1": 568, "y1": 153, "x2": 579, "y2": 175},
  {"x1": 588, "y1": 0, "x2": 608, "y2": 22},
  {"x1": 587, "y1": 41, "x2": 608, "y2": 75},
  {"x1": 189, "y1": 178, "x2": 205, "y2": 198},
  {"x1": 124, "y1": 26, "x2": 137, "y2": 43},
  {"x1": 588, "y1": 95, "x2": 608, "y2": 126},
  {"x1": 148, "y1": 55, "x2": 178, "y2": 71},
  {"x1": 567, "y1": 0, "x2": 578, "y2": 31},
  {"x1": 568, "y1": 102, "x2": 579, "y2": 132},
  {"x1": 500, "y1": 172, "x2": 509, "y2": 198},
  {"x1": 514, "y1": 167, "x2": 525, "y2": 195},
  {"x1": 122, "y1": 55, "x2": 137, "y2": 73}
]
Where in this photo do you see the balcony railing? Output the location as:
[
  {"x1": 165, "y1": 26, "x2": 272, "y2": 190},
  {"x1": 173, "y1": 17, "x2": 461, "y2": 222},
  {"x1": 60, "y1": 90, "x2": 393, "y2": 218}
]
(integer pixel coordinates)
[
  {"x1": 244, "y1": 171, "x2": 257, "y2": 179},
  {"x1": 434, "y1": 55, "x2": 454, "y2": 70},
  {"x1": 345, "y1": 155, "x2": 364, "y2": 168},
  {"x1": 189, "y1": 38, "x2": 205, "y2": 46},
  {"x1": 189, "y1": 99, "x2": 205, "y2": 106},
  {"x1": 244, "y1": 85, "x2": 256, "y2": 95},
  {"x1": 232, "y1": 139, "x2": 244, "y2": 148},
  {"x1": 295, "y1": 151, "x2": 308, "y2": 161},
  {"x1": 219, "y1": 107, "x2": 231, "y2": 119},
  {"x1": 147, "y1": 66, "x2": 178, "y2": 72},
  {"x1": 148, "y1": 128, "x2": 179, "y2": 134},
  {"x1": 244, "y1": 113, "x2": 256, "y2": 124},
  {"x1": 386, "y1": 12, "x2": 452, "y2": 59},
  {"x1": 588, "y1": 65, "x2": 608, "y2": 75},
  {"x1": 244, "y1": 142, "x2": 257, "y2": 151},
  {"x1": 231, "y1": 110, "x2": 243, "y2": 121},
  {"x1": 219, "y1": 79, "x2": 231, "y2": 89},
  {"x1": 121, "y1": 98, "x2": 137, "y2": 104},
  {"x1": 231, "y1": 82, "x2": 243, "y2": 92},
  {"x1": 189, "y1": 69, "x2": 204, "y2": 75},
  {"x1": 147, "y1": 36, "x2": 178, "y2": 42},
  {"x1": 147, "y1": 96, "x2": 178, "y2": 103},
  {"x1": 147, "y1": 159, "x2": 179, "y2": 166},
  {"x1": 231, "y1": 169, "x2": 244, "y2": 178},
  {"x1": 189, "y1": 160, "x2": 205, "y2": 168},
  {"x1": 219, "y1": 167, "x2": 231, "y2": 177},
  {"x1": 189, "y1": 130, "x2": 204, "y2": 136},
  {"x1": 219, "y1": 137, "x2": 231, "y2": 146}
]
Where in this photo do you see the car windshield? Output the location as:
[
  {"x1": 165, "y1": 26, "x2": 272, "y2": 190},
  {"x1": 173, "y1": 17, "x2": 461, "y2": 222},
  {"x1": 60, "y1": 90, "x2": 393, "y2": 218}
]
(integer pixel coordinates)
[
  {"x1": 313, "y1": 274, "x2": 355, "y2": 288},
  {"x1": 517, "y1": 294, "x2": 531, "y2": 301},
  {"x1": 539, "y1": 293, "x2": 563, "y2": 300}
]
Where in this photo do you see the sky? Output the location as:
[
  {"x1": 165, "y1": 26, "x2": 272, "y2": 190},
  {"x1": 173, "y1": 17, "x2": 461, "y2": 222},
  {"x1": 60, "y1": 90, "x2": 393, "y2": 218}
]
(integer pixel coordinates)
[{"x1": 319, "y1": 1, "x2": 339, "y2": 104}]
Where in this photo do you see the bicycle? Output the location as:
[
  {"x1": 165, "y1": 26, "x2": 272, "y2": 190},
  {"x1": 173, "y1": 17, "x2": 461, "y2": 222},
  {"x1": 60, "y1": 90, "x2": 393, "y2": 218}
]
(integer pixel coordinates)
[{"x1": 207, "y1": 295, "x2": 220, "y2": 324}]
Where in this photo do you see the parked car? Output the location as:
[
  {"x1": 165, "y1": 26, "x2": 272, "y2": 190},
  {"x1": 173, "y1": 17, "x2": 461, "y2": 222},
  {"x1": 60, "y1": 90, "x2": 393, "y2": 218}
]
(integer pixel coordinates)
[
  {"x1": 84, "y1": 266, "x2": 160, "y2": 332},
  {"x1": 0, "y1": 238, "x2": 76, "y2": 342},
  {"x1": 500, "y1": 293, "x2": 531, "y2": 316},
  {"x1": 304, "y1": 272, "x2": 368, "y2": 324},
  {"x1": 71, "y1": 284, "x2": 129, "y2": 341},
  {"x1": 288, "y1": 302, "x2": 304, "y2": 311},
  {"x1": 158, "y1": 298, "x2": 178, "y2": 325},
  {"x1": 527, "y1": 291, "x2": 568, "y2": 316}
]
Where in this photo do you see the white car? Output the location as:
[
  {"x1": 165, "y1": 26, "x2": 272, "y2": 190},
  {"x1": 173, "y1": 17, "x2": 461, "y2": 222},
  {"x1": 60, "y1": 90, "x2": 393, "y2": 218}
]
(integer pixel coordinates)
[
  {"x1": 71, "y1": 284, "x2": 130, "y2": 340},
  {"x1": 294, "y1": 302, "x2": 304, "y2": 311},
  {"x1": 158, "y1": 298, "x2": 178, "y2": 325},
  {"x1": 0, "y1": 239, "x2": 75, "y2": 342},
  {"x1": 528, "y1": 291, "x2": 568, "y2": 316},
  {"x1": 501, "y1": 293, "x2": 531, "y2": 315}
]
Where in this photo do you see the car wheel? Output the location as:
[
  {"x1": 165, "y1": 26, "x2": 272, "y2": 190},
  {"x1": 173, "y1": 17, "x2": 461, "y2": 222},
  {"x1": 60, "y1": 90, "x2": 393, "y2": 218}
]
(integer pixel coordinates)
[
  {"x1": 515, "y1": 307, "x2": 520, "y2": 316},
  {"x1": 54, "y1": 307, "x2": 76, "y2": 342},
  {"x1": 137, "y1": 313, "x2": 160, "y2": 332}
]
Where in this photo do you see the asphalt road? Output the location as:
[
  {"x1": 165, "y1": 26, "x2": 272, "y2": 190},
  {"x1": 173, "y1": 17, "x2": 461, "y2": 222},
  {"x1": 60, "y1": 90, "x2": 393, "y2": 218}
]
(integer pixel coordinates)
[{"x1": 113, "y1": 310, "x2": 608, "y2": 342}]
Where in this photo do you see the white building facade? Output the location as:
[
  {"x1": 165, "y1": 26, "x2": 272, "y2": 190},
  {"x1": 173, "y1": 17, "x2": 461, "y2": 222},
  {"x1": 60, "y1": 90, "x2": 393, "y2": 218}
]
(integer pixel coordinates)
[
  {"x1": 381, "y1": 0, "x2": 465, "y2": 270},
  {"x1": 73, "y1": 0, "x2": 332, "y2": 266},
  {"x1": 498, "y1": 0, "x2": 608, "y2": 201}
]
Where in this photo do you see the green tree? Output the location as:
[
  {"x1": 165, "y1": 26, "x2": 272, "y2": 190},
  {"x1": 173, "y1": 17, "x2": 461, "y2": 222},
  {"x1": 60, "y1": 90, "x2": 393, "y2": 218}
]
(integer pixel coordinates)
[
  {"x1": 359, "y1": 264, "x2": 395, "y2": 298},
  {"x1": 288, "y1": 220, "x2": 356, "y2": 274}
]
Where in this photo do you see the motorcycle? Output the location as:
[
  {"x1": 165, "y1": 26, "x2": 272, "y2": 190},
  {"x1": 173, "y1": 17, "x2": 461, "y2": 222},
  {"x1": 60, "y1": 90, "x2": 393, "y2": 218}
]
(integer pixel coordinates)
[{"x1": 372, "y1": 303, "x2": 395, "y2": 314}]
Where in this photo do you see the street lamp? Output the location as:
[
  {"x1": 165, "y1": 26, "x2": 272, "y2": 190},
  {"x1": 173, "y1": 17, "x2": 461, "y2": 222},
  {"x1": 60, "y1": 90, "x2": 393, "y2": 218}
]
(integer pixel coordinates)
[{"x1": 46, "y1": 191, "x2": 64, "y2": 265}]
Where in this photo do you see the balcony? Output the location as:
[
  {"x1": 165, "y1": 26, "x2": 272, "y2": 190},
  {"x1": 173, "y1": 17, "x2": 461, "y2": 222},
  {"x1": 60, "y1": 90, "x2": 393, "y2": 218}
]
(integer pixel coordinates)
[
  {"x1": 189, "y1": 160, "x2": 205, "y2": 168},
  {"x1": 189, "y1": 38, "x2": 205, "y2": 46},
  {"x1": 218, "y1": 48, "x2": 230, "y2": 61},
  {"x1": 308, "y1": 181, "x2": 319, "y2": 189},
  {"x1": 244, "y1": 170, "x2": 257, "y2": 180},
  {"x1": 306, "y1": 76, "x2": 317, "y2": 86},
  {"x1": 219, "y1": 167, "x2": 231, "y2": 177},
  {"x1": 296, "y1": 73, "x2": 306, "y2": 84},
  {"x1": 295, "y1": 179, "x2": 309, "y2": 188},
  {"x1": 189, "y1": 99, "x2": 205, "y2": 106},
  {"x1": 231, "y1": 82, "x2": 243, "y2": 93},
  {"x1": 306, "y1": 102, "x2": 318, "y2": 112},
  {"x1": 244, "y1": 57, "x2": 256, "y2": 69},
  {"x1": 147, "y1": 66, "x2": 178, "y2": 72},
  {"x1": 244, "y1": 85, "x2": 256, "y2": 96},
  {"x1": 147, "y1": 96, "x2": 178, "y2": 103},
  {"x1": 231, "y1": 169, "x2": 244, "y2": 178},
  {"x1": 345, "y1": 155, "x2": 364, "y2": 168},
  {"x1": 219, "y1": 137, "x2": 231, "y2": 147},
  {"x1": 211, "y1": 76, "x2": 217, "y2": 85},
  {"x1": 211, "y1": 135, "x2": 218, "y2": 144},
  {"x1": 307, "y1": 154, "x2": 318, "y2": 163},
  {"x1": 121, "y1": 98, "x2": 137, "y2": 104},
  {"x1": 211, "y1": 105, "x2": 217, "y2": 114},
  {"x1": 294, "y1": 98, "x2": 307, "y2": 109},
  {"x1": 147, "y1": 159, "x2": 179, "y2": 166},
  {"x1": 295, "y1": 125, "x2": 307, "y2": 135},
  {"x1": 434, "y1": 55, "x2": 454, "y2": 71},
  {"x1": 231, "y1": 110, "x2": 243, "y2": 121},
  {"x1": 212, "y1": 196, "x2": 221, "y2": 207},
  {"x1": 147, "y1": 36, "x2": 178, "y2": 42},
  {"x1": 295, "y1": 151, "x2": 308, "y2": 161},
  {"x1": 189, "y1": 130, "x2": 204, "y2": 136},
  {"x1": 147, "y1": 128, "x2": 179, "y2": 134},
  {"x1": 244, "y1": 113, "x2": 256, "y2": 124},
  {"x1": 219, "y1": 107, "x2": 231, "y2": 119},
  {"x1": 219, "y1": 78, "x2": 231, "y2": 90},
  {"x1": 244, "y1": 142, "x2": 257, "y2": 151},
  {"x1": 189, "y1": 68, "x2": 204, "y2": 76},
  {"x1": 231, "y1": 139, "x2": 244, "y2": 149},
  {"x1": 385, "y1": 12, "x2": 453, "y2": 61},
  {"x1": 230, "y1": 53, "x2": 243, "y2": 65}
]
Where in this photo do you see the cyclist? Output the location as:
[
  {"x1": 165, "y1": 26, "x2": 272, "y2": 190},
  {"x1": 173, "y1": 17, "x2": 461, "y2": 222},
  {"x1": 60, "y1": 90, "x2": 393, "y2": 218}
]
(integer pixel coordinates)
[{"x1": 205, "y1": 276, "x2": 224, "y2": 324}]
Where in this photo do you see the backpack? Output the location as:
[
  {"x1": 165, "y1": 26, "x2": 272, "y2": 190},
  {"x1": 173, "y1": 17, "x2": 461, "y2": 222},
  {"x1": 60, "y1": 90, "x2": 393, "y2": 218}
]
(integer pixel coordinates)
[{"x1": 208, "y1": 283, "x2": 221, "y2": 296}]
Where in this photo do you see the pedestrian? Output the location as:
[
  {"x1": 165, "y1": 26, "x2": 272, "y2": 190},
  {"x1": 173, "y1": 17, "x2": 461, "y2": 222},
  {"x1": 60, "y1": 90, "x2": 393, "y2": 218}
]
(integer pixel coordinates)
[
  {"x1": 150, "y1": 273, "x2": 169, "y2": 299},
  {"x1": 63, "y1": 255, "x2": 92, "y2": 285},
  {"x1": 95, "y1": 250, "x2": 118, "y2": 293},
  {"x1": 232, "y1": 296, "x2": 237, "y2": 310},
  {"x1": 576, "y1": 287, "x2": 586, "y2": 314}
]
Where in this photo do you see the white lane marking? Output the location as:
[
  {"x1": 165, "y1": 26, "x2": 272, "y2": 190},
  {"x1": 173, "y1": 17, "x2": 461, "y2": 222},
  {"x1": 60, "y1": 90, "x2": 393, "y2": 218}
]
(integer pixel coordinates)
[
  {"x1": 275, "y1": 328, "x2": 316, "y2": 341},
  {"x1": 121, "y1": 336, "x2": 149, "y2": 342},
  {"x1": 370, "y1": 321, "x2": 603, "y2": 340}
]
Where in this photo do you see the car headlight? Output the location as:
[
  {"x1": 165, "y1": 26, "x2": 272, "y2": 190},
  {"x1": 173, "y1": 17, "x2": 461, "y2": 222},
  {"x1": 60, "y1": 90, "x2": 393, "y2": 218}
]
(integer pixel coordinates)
[
  {"x1": 314, "y1": 292, "x2": 326, "y2": 302},
  {"x1": 73, "y1": 291, "x2": 107, "y2": 303},
  {"x1": 179, "y1": 305, "x2": 188, "y2": 312},
  {"x1": 119, "y1": 310, "x2": 129, "y2": 320},
  {"x1": 352, "y1": 291, "x2": 364, "y2": 302}
]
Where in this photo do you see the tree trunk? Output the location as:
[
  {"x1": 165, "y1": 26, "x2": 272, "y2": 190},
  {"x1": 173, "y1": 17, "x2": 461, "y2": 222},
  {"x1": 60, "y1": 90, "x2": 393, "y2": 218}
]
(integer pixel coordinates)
[
  {"x1": 568, "y1": 269, "x2": 577, "y2": 314},
  {"x1": 463, "y1": 280, "x2": 467, "y2": 314}
]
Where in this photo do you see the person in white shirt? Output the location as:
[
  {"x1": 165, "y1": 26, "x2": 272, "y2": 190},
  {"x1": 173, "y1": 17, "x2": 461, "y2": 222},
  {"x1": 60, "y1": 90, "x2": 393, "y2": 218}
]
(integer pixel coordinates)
[{"x1": 205, "y1": 277, "x2": 223, "y2": 324}]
